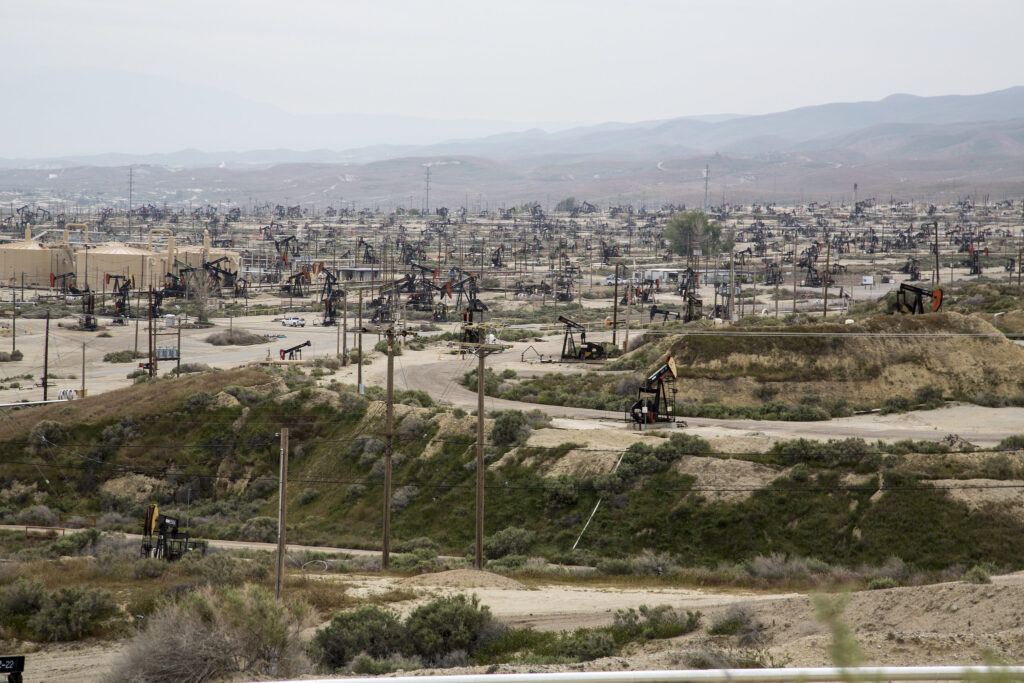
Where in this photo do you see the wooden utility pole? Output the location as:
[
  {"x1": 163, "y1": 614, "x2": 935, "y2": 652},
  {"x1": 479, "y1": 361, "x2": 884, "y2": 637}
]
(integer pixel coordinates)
[
  {"x1": 934, "y1": 221, "x2": 941, "y2": 285},
  {"x1": 475, "y1": 349, "x2": 486, "y2": 569},
  {"x1": 792, "y1": 231, "x2": 798, "y2": 316},
  {"x1": 80, "y1": 343, "x2": 86, "y2": 397},
  {"x1": 383, "y1": 328, "x2": 395, "y2": 569},
  {"x1": 729, "y1": 253, "x2": 735, "y2": 322},
  {"x1": 357, "y1": 290, "x2": 363, "y2": 393},
  {"x1": 275, "y1": 428, "x2": 289, "y2": 600},
  {"x1": 823, "y1": 239, "x2": 831, "y2": 319},
  {"x1": 774, "y1": 256, "x2": 780, "y2": 319},
  {"x1": 147, "y1": 289, "x2": 155, "y2": 378},
  {"x1": 342, "y1": 292, "x2": 348, "y2": 365},
  {"x1": 176, "y1": 323, "x2": 182, "y2": 376},
  {"x1": 612, "y1": 263, "x2": 620, "y2": 346},
  {"x1": 42, "y1": 312, "x2": 50, "y2": 401},
  {"x1": 10, "y1": 306, "x2": 15, "y2": 354}
]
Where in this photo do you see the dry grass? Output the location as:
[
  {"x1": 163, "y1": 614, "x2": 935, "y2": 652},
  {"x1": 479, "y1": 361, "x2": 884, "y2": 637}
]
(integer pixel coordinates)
[
  {"x1": 0, "y1": 368, "x2": 273, "y2": 440},
  {"x1": 204, "y1": 328, "x2": 268, "y2": 346}
]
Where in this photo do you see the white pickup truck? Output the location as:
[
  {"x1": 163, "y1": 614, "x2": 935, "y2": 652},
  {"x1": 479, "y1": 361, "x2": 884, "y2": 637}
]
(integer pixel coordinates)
[{"x1": 281, "y1": 316, "x2": 306, "y2": 327}]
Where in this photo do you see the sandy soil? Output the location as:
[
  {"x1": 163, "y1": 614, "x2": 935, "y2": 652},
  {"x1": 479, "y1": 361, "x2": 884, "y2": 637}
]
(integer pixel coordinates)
[{"x1": 23, "y1": 570, "x2": 1024, "y2": 682}]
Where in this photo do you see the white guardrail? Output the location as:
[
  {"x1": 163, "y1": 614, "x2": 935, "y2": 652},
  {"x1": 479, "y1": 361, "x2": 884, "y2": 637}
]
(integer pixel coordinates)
[{"x1": 265, "y1": 667, "x2": 1024, "y2": 683}]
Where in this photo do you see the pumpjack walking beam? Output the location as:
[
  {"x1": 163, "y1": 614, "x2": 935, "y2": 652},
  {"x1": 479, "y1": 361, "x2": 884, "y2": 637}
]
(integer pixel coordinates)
[
  {"x1": 628, "y1": 356, "x2": 678, "y2": 426},
  {"x1": 894, "y1": 283, "x2": 943, "y2": 315}
]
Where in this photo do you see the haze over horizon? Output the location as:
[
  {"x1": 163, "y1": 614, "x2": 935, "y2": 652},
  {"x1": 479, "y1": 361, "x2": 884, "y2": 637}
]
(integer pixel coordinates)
[{"x1": 2, "y1": 0, "x2": 1023, "y2": 157}]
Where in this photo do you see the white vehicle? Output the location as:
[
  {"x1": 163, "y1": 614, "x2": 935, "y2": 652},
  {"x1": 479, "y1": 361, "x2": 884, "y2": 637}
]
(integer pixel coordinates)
[{"x1": 281, "y1": 316, "x2": 306, "y2": 327}]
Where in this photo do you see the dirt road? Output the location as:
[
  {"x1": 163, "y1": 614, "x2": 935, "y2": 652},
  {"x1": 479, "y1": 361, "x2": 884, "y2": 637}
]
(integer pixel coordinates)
[
  {"x1": 14, "y1": 311, "x2": 1024, "y2": 447},
  {"x1": 22, "y1": 567, "x2": 1024, "y2": 682}
]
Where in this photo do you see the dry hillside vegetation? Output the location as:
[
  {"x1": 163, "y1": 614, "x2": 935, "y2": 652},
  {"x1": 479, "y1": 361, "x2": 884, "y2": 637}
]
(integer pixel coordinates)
[{"x1": 649, "y1": 313, "x2": 1024, "y2": 408}]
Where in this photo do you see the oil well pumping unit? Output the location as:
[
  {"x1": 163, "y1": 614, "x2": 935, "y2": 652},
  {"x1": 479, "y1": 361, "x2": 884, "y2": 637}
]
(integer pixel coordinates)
[
  {"x1": 895, "y1": 283, "x2": 943, "y2": 315},
  {"x1": 141, "y1": 503, "x2": 198, "y2": 561},
  {"x1": 629, "y1": 356, "x2": 678, "y2": 426},
  {"x1": 558, "y1": 315, "x2": 605, "y2": 361}
]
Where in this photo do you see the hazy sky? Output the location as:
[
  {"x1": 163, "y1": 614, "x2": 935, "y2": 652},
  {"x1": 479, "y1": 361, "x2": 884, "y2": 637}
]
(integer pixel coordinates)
[{"x1": 4, "y1": 0, "x2": 1022, "y2": 125}]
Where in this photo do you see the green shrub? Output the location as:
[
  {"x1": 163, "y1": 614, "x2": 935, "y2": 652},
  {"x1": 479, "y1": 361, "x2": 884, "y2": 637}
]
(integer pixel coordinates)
[
  {"x1": 963, "y1": 565, "x2": 992, "y2": 584},
  {"x1": 28, "y1": 587, "x2": 113, "y2": 641},
  {"x1": 241, "y1": 516, "x2": 278, "y2": 542},
  {"x1": 544, "y1": 475, "x2": 580, "y2": 507},
  {"x1": 391, "y1": 547, "x2": 439, "y2": 574},
  {"x1": 204, "y1": 329, "x2": 268, "y2": 346},
  {"x1": 0, "y1": 579, "x2": 48, "y2": 618},
  {"x1": 612, "y1": 604, "x2": 702, "y2": 642},
  {"x1": 396, "y1": 537, "x2": 440, "y2": 554},
  {"x1": 596, "y1": 557, "x2": 633, "y2": 575},
  {"x1": 490, "y1": 410, "x2": 531, "y2": 446},
  {"x1": 132, "y1": 558, "x2": 168, "y2": 579},
  {"x1": 483, "y1": 526, "x2": 535, "y2": 559},
  {"x1": 867, "y1": 577, "x2": 897, "y2": 590},
  {"x1": 707, "y1": 605, "x2": 761, "y2": 645},
  {"x1": 997, "y1": 434, "x2": 1024, "y2": 451},
  {"x1": 179, "y1": 552, "x2": 270, "y2": 586},
  {"x1": 313, "y1": 605, "x2": 406, "y2": 670},
  {"x1": 110, "y1": 585, "x2": 309, "y2": 681},
  {"x1": 374, "y1": 339, "x2": 403, "y2": 355},
  {"x1": 557, "y1": 629, "x2": 616, "y2": 660},
  {"x1": 103, "y1": 349, "x2": 146, "y2": 363},
  {"x1": 405, "y1": 594, "x2": 495, "y2": 663}
]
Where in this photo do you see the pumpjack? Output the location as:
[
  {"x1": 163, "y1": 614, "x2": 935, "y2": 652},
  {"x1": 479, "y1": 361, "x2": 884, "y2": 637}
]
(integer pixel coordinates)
[
  {"x1": 80, "y1": 293, "x2": 98, "y2": 331},
  {"x1": 163, "y1": 272, "x2": 186, "y2": 297},
  {"x1": 283, "y1": 269, "x2": 311, "y2": 297},
  {"x1": 320, "y1": 269, "x2": 344, "y2": 326},
  {"x1": 141, "y1": 504, "x2": 198, "y2": 561},
  {"x1": 50, "y1": 272, "x2": 87, "y2": 295},
  {"x1": 558, "y1": 316, "x2": 605, "y2": 361},
  {"x1": 649, "y1": 305, "x2": 681, "y2": 324},
  {"x1": 106, "y1": 273, "x2": 134, "y2": 318},
  {"x1": 280, "y1": 340, "x2": 311, "y2": 360},
  {"x1": 629, "y1": 356, "x2": 678, "y2": 425},
  {"x1": 894, "y1": 283, "x2": 943, "y2": 315}
]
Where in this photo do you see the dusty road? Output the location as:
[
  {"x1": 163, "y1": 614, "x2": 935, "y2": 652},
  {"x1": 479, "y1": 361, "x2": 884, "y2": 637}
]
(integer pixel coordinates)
[
  {"x1": 9, "y1": 309, "x2": 1024, "y2": 447},
  {"x1": 21, "y1": 567, "x2": 1024, "y2": 682}
]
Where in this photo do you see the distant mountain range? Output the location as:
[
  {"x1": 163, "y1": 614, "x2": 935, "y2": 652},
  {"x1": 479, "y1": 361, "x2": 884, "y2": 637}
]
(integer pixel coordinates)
[{"x1": 1, "y1": 79, "x2": 1023, "y2": 205}]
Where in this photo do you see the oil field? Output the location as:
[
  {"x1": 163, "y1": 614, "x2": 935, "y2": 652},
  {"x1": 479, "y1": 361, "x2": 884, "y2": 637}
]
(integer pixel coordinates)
[{"x1": 4, "y1": 2, "x2": 1024, "y2": 682}]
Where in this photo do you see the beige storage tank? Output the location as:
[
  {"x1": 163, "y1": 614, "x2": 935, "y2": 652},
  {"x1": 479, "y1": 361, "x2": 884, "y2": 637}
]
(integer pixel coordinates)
[
  {"x1": 0, "y1": 228, "x2": 75, "y2": 287},
  {"x1": 79, "y1": 243, "x2": 167, "y2": 293}
]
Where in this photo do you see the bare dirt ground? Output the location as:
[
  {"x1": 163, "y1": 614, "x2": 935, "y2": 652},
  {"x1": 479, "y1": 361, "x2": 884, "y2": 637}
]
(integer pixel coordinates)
[{"x1": 22, "y1": 569, "x2": 1024, "y2": 682}]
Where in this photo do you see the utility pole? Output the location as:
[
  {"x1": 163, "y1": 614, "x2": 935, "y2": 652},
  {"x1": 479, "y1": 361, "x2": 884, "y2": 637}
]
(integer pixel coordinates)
[
  {"x1": 43, "y1": 312, "x2": 50, "y2": 401},
  {"x1": 454, "y1": 334, "x2": 508, "y2": 570},
  {"x1": 425, "y1": 166, "x2": 431, "y2": 218},
  {"x1": 134, "y1": 318, "x2": 139, "y2": 355},
  {"x1": 10, "y1": 306, "x2": 15, "y2": 354},
  {"x1": 383, "y1": 328, "x2": 395, "y2": 569},
  {"x1": 80, "y1": 343, "x2": 86, "y2": 398},
  {"x1": 128, "y1": 166, "x2": 133, "y2": 235},
  {"x1": 823, "y1": 238, "x2": 831, "y2": 319},
  {"x1": 275, "y1": 428, "x2": 289, "y2": 600},
  {"x1": 366, "y1": 323, "x2": 417, "y2": 571},
  {"x1": 729, "y1": 253, "x2": 735, "y2": 322},
  {"x1": 475, "y1": 349, "x2": 486, "y2": 569},
  {"x1": 792, "y1": 230, "x2": 798, "y2": 316},
  {"x1": 703, "y1": 164, "x2": 710, "y2": 214},
  {"x1": 341, "y1": 291, "x2": 348, "y2": 364},
  {"x1": 176, "y1": 323, "x2": 182, "y2": 376},
  {"x1": 612, "y1": 262, "x2": 620, "y2": 346},
  {"x1": 148, "y1": 289, "x2": 155, "y2": 378},
  {"x1": 357, "y1": 290, "x2": 363, "y2": 393},
  {"x1": 934, "y1": 220, "x2": 941, "y2": 285}
]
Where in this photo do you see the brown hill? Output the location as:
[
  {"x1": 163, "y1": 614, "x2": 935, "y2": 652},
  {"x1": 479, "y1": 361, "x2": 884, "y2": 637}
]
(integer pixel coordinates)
[{"x1": 649, "y1": 313, "x2": 1024, "y2": 409}]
